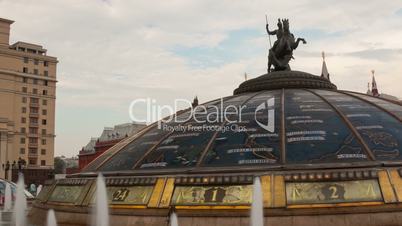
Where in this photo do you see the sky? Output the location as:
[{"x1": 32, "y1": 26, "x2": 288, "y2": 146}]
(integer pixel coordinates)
[{"x1": 1, "y1": 0, "x2": 402, "y2": 157}]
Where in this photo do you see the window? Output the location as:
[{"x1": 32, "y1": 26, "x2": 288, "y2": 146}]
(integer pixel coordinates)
[
  {"x1": 22, "y1": 107, "x2": 26, "y2": 113},
  {"x1": 23, "y1": 67, "x2": 28, "y2": 73},
  {"x1": 34, "y1": 59, "x2": 39, "y2": 65},
  {"x1": 42, "y1": 99, "x2": 47, "y2": 105},
  {"x1": 33, "y1": 79, "x2": 38, "y2": 85},
  {"x1": 41, "y1": 129, "x2": 46, "y2": 135},
  {"x1": 20, "y1": 137, "x2": 25, "y2": 144},
  {"x1": 42, "y1": 90, "x2": 48, "y2": 95},
  {"x1": 29, "y1": 159, "x2": 36, "y2": 165},
  {"x1": 30, "y1": 107, "x2": 38, "y2": 113},
  {"x1": 20, "y1": 148, "x2": 25, "y2": 154},
  {"x1": 30, "y1": 97, "x2": 39, "y2": 103},
  {"x1": 22, "y1": 97, "x2": 27, "y2": 103},
  {"x1": 42, "y1": 109, "x2": 47, "y2": 115},
  {"x1": 20, "y1": 128, "x2": 26, "y2": 133},
  {"x1": 44, "y1": 61, "x2": 49, "y2": 67},
  {"x1": 41, "y1": 160, "x2": 46, "y2": 166},
  {"x1": 23, "y1": 77, "x2": 28, "y2": 83},
  {"x1": 21, "y1": 117, "x2": 26, "y2": 123},
  {"x1": 30, "y1": 118, "x2": 38, "y2": 124},
  {"x1": 33, "y1": 88, "x2": 38, "y2": 94},
  {"x1": 29, "y1": 148, "x2": 37, "y2": 154},
  {"x1": 34, "y1": 69, "x2": 38, "y2": 75},
  {"x1": 44, "y1": 80, "x2": 48, "y2": 86},
  {"x1": 44, "y1": 71, "x2": 48, "y2": 77},
  {"x1": 41, "y1": 149, "x2": 46, "y2": 155},
  {"x1": 22, "y1": 87, "x2": 27, "y2": 93},
  {"x1": 29, "y1": 128, "x2": 38, "y2": 134},
  {"x1": 24, "y1": 57, "x2": 29, "y2": 63},
  {"x1": 42, "y1": 119, "x2": 47, "y2": 125},
  {"x1": 41, "y1": 139, "x2": 46, "y2": 145},
  {"x1": 29, "y1": 137, "x2": 38, "y2": 144}
]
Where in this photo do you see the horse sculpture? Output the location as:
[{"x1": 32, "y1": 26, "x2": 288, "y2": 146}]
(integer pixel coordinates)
[{"x1": 267, "y1": 18, "x2": 306, "y2": 73}]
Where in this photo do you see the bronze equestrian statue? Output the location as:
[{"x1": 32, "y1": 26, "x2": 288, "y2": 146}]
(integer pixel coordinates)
[{"x1": 266, "y1": 18, "x2": 306, "y2": 73}]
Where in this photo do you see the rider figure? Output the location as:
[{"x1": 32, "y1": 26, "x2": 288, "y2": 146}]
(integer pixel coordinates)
[{"x1": 266, "y1": 19, "x2": 283, "y2": 53}]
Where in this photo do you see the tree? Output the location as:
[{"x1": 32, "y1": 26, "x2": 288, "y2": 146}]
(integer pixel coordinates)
[{"x1": 54, "y1": 157, "x2": 66, "y2": 174}]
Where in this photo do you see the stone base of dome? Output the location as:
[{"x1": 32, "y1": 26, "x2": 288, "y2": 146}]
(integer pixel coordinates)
[
  {"x1": 28, "y1": 203, "x2": 402, "y2": 226},
  {"x1": 234, "y1": 70, "x2": 337, "y2": 94}
]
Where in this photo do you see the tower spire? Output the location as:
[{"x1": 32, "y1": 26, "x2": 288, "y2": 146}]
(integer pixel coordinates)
[
  {"x1": 321, "y1": 51, "x2": 330, "y2": 80},
  {"x1": 371, "y1": 70, "x2": 379, "y2": 97}
]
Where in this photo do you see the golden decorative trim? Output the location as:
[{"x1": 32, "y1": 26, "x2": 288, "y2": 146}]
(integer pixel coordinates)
[
  {"x1": 147, "y1": 178, "x2": 167, "y2": 208},
  {"x1": 287, "y1": 201, "x2": 383, "y2": 209},
  {"x1": 260, "y1": 175, "x2": 272, "y2": 208},
  {"x1": 273, "y1": 175, "x2": 286, "y2": 207},
  {"x1": 175, "y1": 205, "x2": 249, "y2": 210},
  {"x1": 110, "y1": 205, "x2": 147, "y2": 209},
  {"x1": 388, "y1": 169, "x2": 402, "y2": 202},
  {"x1": 378, "y1": 170, "x2": 397, "y2": 203},
  {"x1": 159, "y1": 178, "x2": 175, "y2": 208}
]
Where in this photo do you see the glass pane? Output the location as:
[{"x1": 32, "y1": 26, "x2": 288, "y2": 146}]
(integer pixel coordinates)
[
  {"x1": 136, "y1": 93, "x2": 256, "y2": 169},
  {"x1": 316, "y1": 90, "x2": 402, "y2": 161},
  {"x1": 285, "y1": 89, "x2": 366, "y2": 164},
  {"x1": 203, "y1": 90, "x2": 281, "y2": 166}
]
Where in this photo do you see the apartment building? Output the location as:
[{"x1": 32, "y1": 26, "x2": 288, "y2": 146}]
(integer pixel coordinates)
[{"x1": 0, "y1": 18, "x2": 57, "y2": 180}]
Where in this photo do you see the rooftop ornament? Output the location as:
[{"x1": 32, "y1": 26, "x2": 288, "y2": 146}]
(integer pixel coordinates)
[{"x1": 266, "y1": 18, "x2": 306, "y2": 73}]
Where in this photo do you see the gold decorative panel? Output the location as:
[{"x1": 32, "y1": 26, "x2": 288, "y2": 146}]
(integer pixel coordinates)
[
  {"x1": 90, "y1": 186, "x2": 154, "y2": 205},
  {"x1": 171, "y1": 185, "x2": 252, "y2": 205},
  {"x1": 48, "y1": 186, "x2": 83, "y2": 203},
  {"x1": 286, "y1": 179, "x2": 383, "y2": 205}
]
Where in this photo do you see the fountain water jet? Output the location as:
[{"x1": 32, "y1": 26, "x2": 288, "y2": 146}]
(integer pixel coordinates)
[
  {"x1": 92, "y1": 173, "x2": 109, "y2": 226},
  {"x1": 251, "y1": 177, "x2": 263, "y2": 226},
  {"x1": 4, "y1": 182, "x2": 12, "y2": 211},
  {"x1": 36, "y1": 184, "x2": 43, "y2": 197},
  {"x1": 170, "y1": 212, "x2": 179, "y2": 226},
  {"x1": 14, "y1": 173, "x2": 27, "y2": 226},
  {"x1": 46, "y1": 209, "x2": 57, "y2": 226}
]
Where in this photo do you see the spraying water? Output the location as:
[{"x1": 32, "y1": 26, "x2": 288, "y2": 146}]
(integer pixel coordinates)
[
  {"x1": 92, "y1": 174, "x2": 109, "y2": 226},
  {"x1": 170, "y1": 212, "x2": 179, "y2": 226},
  {"x1": 46, "y1": 209, "x2": 57, "y2": 226},
  {"x1": 4, "y1": 182, "x2": 12, "y2": 211},
  {"x1": 14, "y1": 173, "x2": 27, "y2": 226},
  {"x1": 36, "y1": 184, "x2": 43, "y2": 197},
  {"x1": 251, "y1": 177, "x2": 263, "y2": 226}
]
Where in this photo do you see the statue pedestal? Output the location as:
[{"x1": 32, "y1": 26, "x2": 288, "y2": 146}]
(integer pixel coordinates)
[{"x1": 234, "y1": 70, "x2": 337, "y2": 94}]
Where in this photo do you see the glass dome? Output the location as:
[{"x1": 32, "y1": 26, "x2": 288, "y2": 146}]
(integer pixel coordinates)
[{"x1": 81, "y1": 71, "x2": 402, "y2": 174}]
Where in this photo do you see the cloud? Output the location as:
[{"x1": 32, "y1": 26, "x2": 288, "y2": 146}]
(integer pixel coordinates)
[
  {"x1": 1, "y1": 0, "x2": 402, "y2": 157},
  {"x1": 345, "y1": 48, "x2": 402, "y2": 61}
]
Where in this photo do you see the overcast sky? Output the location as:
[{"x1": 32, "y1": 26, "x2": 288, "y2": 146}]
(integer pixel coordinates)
[{"x1": 1, "y1": 0, "x2": 402, "y2": 157}]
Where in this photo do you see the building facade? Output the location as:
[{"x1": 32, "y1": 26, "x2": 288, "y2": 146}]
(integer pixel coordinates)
[
  {"x1": 78, "y1": 123, "x2": 146, "y2": 170},
  {"x1": 0, "y1": 18, "x2": 57, "y2": 180}
]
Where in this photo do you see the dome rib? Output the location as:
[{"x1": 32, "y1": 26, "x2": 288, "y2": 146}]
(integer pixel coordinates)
[
  {"x1": 83, "y1": 123, "x2": 156, "y2": 172},
  {"x1": 196, "y1": 90, "x2": 269, "y2": 167},
  {"x1": 341, "y1": 91, "x2": 402, "y2": 124},
  {"x1": 307, "y1": 89, "x2": 376, "y2": 161},
  {"x1": 280, "y1": 88, "x2": 286, "y2": 164},
  {"x1": 132, "y1": 93, "x2": 263, "y2": 170}
]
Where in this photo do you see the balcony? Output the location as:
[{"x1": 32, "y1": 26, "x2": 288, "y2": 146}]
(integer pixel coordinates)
[
  {"x1": 28, "y1": 143, "x2": 38, "y2": 148},
  {"x1": 29, "y1": 103, "x2": 39, "y2": 107},
  {"x1": 28, "y1": 152, "x2": 38, "y2": 158},
  {"x1": 28, "y1": 133, "x2": 39, "y2": 138},
  {"x1": 29, "y1": 113, "x2": 39, "y2": 118},
  {"x1": 29, "y1": 122, "x2": 39, "y2": 127}
]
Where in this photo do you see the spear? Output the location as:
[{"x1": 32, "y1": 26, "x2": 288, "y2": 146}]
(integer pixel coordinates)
[{"x1": 265, "y1": 15, "x2": 272, "y2": 48}]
